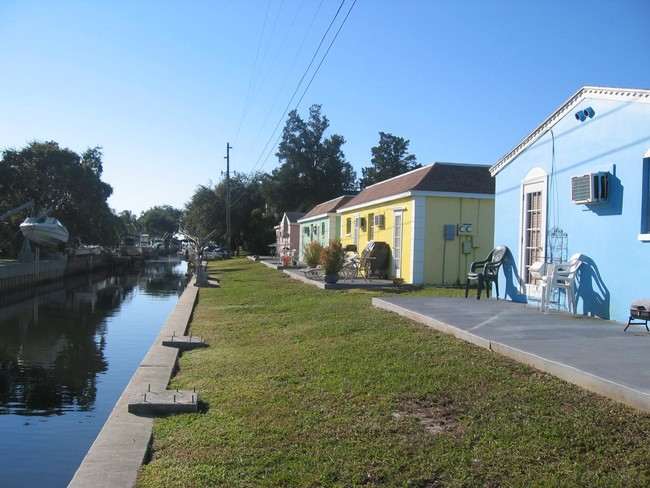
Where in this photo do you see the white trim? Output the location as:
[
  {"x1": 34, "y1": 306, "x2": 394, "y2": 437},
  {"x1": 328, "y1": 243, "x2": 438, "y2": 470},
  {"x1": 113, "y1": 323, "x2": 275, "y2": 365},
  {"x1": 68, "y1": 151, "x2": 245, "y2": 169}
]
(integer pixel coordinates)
[
  {"x1": 337, "y1": 191, "x2": 494, "y2": 213},
  {"x1": 392, "y1": 208, "x2": 403, "y2": 279},
  {"x1": 297, "y1": 213, "x2": 334, "y2": 223},
  {"x1": 519, "y1": 169, "x2": 548, "y2": 293},
  {"x1": 410, "y1": 190, "x2": 495, "y2": 200},
  {"x1": 638, "y1": 234, "x2": 650, "y2": 242},
  {"x1": 491, "y1": 86, "x2": 650, "y2": 177},
  {"x1": 411, "y1": 196, "x2": 426, "y2": 284},
  {"x1": 353, "y1": 212, "x2": 360, "y2": 248}
]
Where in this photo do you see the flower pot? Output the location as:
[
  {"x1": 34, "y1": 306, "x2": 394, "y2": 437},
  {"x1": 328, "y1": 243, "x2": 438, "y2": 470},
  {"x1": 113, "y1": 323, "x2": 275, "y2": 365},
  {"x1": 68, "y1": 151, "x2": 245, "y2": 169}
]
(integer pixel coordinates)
[{"x1": 323, "y1": 273, "x2": 339, "y2": 284}]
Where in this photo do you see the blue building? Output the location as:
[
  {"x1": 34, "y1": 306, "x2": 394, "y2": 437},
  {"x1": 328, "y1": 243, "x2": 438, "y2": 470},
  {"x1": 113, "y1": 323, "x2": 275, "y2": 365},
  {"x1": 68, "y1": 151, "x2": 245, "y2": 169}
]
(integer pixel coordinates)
[{"x1": 490, "y1": 86, "x2": 650, "y2": 322}]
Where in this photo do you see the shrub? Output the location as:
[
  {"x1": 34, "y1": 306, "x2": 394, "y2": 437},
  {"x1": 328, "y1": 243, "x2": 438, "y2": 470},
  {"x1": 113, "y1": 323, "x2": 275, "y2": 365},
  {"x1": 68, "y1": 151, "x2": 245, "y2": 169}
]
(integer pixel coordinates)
[
  {"x1": 302, "y1": 241, "x2": 323, "y2": 268},
  {"x1": 321, "y1": 238, "x2": 346, "y2": 275}
]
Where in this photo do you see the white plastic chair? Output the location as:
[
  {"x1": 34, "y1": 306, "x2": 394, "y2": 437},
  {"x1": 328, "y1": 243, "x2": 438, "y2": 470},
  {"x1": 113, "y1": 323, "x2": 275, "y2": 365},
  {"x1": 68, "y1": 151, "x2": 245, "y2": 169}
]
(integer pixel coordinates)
[{"x1": 541, "y1": 253, "x2": 582, "y2": 314}]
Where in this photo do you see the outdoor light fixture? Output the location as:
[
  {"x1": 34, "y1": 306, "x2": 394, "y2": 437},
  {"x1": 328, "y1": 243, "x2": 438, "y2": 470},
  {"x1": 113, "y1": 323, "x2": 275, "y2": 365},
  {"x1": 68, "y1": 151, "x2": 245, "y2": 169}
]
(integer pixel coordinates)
[{"x1": 575, "y1": 106, "x2": 595, "y2": 122}]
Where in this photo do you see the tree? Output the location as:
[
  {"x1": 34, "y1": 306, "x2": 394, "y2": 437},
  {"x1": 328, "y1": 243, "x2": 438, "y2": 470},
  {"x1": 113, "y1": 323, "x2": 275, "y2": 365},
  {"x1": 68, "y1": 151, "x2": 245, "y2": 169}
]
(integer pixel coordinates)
[
  {"x1": 182, "y1": 184, "x2": 223, "y2": 244},
  {"x1": 117, "y1": 210, "x2": 140, "y2": 235},
  {"x1": 138, "y1": 205, "x2": 182, "y2": 237},
  {"x1": 183, "y1": 172, "x2": 275, "y2": 255},
  {"x1": 360, "y1": 132, "x2": 420, "y2": 188},
  {"x1": 0, "y1": 141, "x2": 118, "y2": 252},
  {"x1": 264, "y1": 104, "x2": 356, "y2": 213}
]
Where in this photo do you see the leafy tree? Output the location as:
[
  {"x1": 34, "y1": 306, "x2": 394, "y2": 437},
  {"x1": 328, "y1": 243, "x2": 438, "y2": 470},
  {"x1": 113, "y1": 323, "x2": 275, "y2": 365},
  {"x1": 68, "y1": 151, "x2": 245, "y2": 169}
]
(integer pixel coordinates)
[
  {"x1": 264, "y1": 104, "x2": 356, "y2": 213},
  {"x1": 117, "y1": 210, "x2": 140, "y2": 235},
  {"x1": 138, "y1": 205, "x2": 182, "y2": 237},
  {"x1": 182, "y1": 184, "x2": 223, "y2": 245},
  {"x1": 183, "y1": 172, "x2": 276, "y2": 255},
  {"x1": 0, "y1": 141, "x2": 117, "y2": 252},
  {"x1": 360, "y1": 132, "x2": 420, "y2": 188}
]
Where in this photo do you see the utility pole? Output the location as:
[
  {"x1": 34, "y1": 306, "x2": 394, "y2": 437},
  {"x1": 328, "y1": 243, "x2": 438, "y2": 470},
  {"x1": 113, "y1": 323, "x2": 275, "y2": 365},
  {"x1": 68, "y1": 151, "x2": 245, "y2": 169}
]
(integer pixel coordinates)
[{"x1": 225, "y1": 143, "x2": 231, "y2": 258}]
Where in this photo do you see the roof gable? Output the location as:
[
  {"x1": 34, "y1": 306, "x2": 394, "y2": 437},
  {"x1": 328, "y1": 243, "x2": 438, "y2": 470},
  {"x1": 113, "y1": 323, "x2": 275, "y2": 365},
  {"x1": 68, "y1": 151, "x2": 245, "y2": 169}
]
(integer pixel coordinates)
[
  {"x1": 490, "y1": 86, "x2": 650, "y2": 176},
  {"x1": 282, "y1": 212, "x2": 305, "y2": 224},
  {"x1": 339, "y1": 162, "x2": 494, "y2": 210}
]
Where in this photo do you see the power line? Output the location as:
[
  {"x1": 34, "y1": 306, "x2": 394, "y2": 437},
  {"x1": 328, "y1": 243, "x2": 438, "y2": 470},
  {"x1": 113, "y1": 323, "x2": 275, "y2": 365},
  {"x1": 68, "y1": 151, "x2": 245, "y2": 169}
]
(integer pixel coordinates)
[
  {"x1": 247, "y1": 0, "x2": 351, "y2": 176},
  {"x1": 229, "y1": 0, "x2": 357, "y2": 208}
]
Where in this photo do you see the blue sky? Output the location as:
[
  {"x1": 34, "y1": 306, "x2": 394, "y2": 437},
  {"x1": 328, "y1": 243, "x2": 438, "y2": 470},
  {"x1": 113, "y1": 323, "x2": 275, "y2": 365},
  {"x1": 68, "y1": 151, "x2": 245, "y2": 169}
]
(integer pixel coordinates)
[{"x1": 1, "y1": 0, "x2": 648, "y2": 215}]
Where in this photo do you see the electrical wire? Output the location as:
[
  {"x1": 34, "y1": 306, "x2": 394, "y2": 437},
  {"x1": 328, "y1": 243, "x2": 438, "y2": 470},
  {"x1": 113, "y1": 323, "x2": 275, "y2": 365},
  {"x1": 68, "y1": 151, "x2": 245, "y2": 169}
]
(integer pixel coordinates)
[
  {"x1": 229, "y1": 0, "x2": 357, "y2": 208},
  {"x1": 245, "y1": 0, "x2": 349, "y2": 177},
  {"x1": 235, "y1": 0, "x2": 273, "y2": 143},
  {"x1": 239, "y1": 0, "x2": 323, "y2": 164}
]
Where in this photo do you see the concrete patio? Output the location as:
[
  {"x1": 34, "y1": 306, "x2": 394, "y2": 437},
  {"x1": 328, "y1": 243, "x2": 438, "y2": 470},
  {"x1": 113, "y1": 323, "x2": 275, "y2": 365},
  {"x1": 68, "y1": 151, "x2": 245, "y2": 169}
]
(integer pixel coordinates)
[{"x1": 373, "y1": 296, "x2": 650, "y2": 413}]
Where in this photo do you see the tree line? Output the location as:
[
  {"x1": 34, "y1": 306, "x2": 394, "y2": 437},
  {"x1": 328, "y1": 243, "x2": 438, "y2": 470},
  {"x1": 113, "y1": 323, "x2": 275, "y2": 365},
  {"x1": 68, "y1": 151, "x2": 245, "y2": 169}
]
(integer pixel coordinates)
[{"x1": 0, "y1": 105, "x2": 419, "y2": 257}]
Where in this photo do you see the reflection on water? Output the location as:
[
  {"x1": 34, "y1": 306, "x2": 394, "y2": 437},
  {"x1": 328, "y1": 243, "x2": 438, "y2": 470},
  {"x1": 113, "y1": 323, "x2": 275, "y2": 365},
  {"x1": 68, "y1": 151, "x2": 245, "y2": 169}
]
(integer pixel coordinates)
[{"x1": 0, "y1": 258, "x2": 188, "y2": 487}]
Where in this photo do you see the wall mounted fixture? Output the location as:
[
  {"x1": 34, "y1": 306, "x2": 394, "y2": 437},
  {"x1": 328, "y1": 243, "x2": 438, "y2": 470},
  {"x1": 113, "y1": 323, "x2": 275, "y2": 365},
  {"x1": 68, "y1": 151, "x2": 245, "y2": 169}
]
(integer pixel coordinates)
[{"x1": 575, "y1": 106, "x2": 595, "y2": 122}]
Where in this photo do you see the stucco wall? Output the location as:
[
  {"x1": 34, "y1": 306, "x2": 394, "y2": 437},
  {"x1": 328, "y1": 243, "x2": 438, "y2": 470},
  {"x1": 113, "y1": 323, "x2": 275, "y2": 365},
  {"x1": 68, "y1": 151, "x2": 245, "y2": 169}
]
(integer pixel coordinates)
[
  {"x1": 422, "y1": 197, "x2": 495, "y2": 286},
  {"x1": 494, "y1": 97, "x2": 650, "y2": 322},
  {"x1": 298, "y1": 215, "x2": 343, "y2": 262},
  {"x1": 340, "y1": 194, "x2": 494, "y2": 285},
  {"x1": 340, "y1": 197, "x2": 413, "y2": 280}
]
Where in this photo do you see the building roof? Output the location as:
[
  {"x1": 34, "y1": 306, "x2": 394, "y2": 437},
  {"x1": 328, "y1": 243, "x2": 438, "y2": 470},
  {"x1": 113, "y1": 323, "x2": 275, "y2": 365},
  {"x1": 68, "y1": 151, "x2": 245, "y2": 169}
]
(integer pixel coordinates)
[
  {"x1": 298, "y1": 195, "x2": 355, "y2": 222},
  {"x1": 490, "y1": 86, "x2": 650, "y2": 177},
  {"x1": 338, "y1": 162, "x2": 494, "y2": 211},
  {"x1": 282, "y1": 212, "x2": 305, "y2": 224}
]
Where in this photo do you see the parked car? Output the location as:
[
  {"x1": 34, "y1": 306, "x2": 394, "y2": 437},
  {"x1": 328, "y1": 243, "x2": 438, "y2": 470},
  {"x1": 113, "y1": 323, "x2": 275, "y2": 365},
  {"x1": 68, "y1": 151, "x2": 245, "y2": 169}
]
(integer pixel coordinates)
[{"x1": 203, "y1": 245, "x2": 226, "y2": 260}]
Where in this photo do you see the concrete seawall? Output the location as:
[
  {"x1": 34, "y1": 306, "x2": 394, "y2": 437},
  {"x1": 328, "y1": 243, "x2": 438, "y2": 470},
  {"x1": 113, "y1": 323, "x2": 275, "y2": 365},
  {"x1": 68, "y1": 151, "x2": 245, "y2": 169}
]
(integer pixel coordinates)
[
  {"x1": 0, "y1": 259, "x2": 66, "y2": 291},
  {"x1": 68, "y1": 273, "x2": 199, "y2": 488}
]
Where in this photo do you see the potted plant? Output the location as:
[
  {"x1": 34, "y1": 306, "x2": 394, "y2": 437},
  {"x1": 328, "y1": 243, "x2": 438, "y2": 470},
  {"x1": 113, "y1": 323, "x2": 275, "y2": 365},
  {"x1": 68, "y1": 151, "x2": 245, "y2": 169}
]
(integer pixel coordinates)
[
  {"x1": 320, "y1": 238, "x2": 346, "y2": 284},
  {"x1": 302, "y1": 241, "x2": 323, "y2": 268}
]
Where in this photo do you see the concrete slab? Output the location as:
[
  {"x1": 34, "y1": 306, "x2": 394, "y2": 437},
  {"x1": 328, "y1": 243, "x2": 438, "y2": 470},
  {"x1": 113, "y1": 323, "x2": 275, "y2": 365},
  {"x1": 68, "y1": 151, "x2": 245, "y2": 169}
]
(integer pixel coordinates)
[
  {"x1": 283, "y1": 268, "x2": 395, "y2": 290},
  {"x1": 128, "y1": 388, "x2": 199, "y2": 415},
  {"x1": 373, "y1": 297, "x2": 650, "y2": 412},
  {"x1": 162, "y1": 334, "x2": 207, "y2": 350}
]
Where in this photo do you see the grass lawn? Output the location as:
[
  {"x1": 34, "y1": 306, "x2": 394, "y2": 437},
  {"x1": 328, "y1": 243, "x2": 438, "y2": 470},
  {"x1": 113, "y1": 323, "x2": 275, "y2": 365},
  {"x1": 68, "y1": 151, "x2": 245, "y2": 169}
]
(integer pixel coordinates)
[{"x1": 136, "y1": 257, "x2": 650, "y2": 487}]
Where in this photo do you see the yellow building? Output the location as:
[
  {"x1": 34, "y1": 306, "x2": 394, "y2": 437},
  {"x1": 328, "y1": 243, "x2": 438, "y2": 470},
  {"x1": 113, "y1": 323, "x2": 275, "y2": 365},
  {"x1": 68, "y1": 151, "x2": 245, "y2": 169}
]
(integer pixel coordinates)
[{"x1": 337, "y1": 163, "x2": 495, "y2": 285}]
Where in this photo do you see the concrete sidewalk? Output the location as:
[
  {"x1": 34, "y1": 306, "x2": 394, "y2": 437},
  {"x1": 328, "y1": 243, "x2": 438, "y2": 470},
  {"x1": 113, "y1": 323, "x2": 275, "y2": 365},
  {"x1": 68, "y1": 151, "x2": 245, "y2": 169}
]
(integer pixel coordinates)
[{"x1": 373, "y1": 297, "x2": 650, "y2": 412}]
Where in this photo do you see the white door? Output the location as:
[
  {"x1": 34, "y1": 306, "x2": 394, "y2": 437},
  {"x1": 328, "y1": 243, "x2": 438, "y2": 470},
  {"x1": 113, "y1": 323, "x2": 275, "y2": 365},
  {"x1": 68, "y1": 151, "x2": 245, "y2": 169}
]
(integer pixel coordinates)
[
  {"x1": 354, "y1": 214, "x2": 360, "y2": 249},
  {"x1": 393, "y1": 210, "x2": 403, "y2": 278}
]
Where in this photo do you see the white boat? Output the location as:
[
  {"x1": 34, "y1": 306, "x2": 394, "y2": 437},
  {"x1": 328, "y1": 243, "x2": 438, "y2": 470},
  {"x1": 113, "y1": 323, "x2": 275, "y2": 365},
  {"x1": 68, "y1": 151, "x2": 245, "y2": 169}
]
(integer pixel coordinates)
[{"x1": 20, "y1": 216, "x2": 69, "y2": 246}]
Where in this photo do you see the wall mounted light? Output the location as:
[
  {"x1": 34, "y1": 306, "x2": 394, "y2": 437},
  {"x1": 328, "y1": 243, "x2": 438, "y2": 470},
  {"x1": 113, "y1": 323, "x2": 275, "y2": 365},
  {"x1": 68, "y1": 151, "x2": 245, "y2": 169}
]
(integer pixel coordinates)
[{"x1": 575, "y1": 106, "x2": 595, "y2": 122}]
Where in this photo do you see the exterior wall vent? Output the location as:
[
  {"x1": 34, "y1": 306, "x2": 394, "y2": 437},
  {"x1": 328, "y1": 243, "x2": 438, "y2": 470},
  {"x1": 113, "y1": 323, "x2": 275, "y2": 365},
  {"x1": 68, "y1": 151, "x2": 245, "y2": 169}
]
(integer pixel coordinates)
[
  {"x1": 571, "y1": 172, "x2": 609, "y2": 204},
  {"x1": 373, "y1": 214, "x2": 385, "y2": 228}
]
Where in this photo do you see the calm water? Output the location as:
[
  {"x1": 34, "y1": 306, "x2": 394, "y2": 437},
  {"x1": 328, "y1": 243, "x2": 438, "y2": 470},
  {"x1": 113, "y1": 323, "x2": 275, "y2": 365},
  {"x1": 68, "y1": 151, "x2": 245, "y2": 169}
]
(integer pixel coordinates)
[{"x1": 0, "y1": 258, "x2": 189, "y2": 488}]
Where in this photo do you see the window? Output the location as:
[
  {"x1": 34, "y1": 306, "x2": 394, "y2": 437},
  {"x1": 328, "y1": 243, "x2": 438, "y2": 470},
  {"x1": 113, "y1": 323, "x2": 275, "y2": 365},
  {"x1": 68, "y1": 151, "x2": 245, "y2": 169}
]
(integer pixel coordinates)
[
  {"x1": 520, "y1": 169, "x2": 547, "y2": 285},
  {"x1": 345, "y1": 217, "x2": 352, "y2": 235},
  {"x1": 368, "y1": 213, "x2": 374, "y2": 241}
]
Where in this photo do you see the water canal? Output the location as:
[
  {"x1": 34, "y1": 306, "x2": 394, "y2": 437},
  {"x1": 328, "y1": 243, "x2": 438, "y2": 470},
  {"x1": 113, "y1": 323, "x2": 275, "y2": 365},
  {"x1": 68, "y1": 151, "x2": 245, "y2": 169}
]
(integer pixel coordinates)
[{"x1": 0, "y1": 257, "x2": 189, "y2": 487}]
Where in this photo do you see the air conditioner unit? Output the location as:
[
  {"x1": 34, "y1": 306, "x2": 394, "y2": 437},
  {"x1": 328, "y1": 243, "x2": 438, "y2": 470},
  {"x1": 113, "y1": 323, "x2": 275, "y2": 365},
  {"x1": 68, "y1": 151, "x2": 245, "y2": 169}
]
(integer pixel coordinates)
[
  {"x1": 570, "y1": 172, "x2": 609, "y2": 204},
  {"x1": 373, "y1": 214, "x2": 385, "y2": 228}
]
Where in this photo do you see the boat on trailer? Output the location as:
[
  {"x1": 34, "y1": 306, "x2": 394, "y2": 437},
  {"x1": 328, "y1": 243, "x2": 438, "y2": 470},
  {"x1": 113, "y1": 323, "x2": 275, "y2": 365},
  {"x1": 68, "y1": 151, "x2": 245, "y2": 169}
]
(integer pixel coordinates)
[{"x1": 20, "y1": 216, "x2": 69, "y2": 246}]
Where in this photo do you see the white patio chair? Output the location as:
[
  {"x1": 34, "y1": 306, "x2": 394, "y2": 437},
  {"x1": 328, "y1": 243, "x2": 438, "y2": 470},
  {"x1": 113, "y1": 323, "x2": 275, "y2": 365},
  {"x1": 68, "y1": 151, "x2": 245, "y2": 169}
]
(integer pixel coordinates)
[{"x1": 541, "y1": 253, "x2": 582, "y2": 314}]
